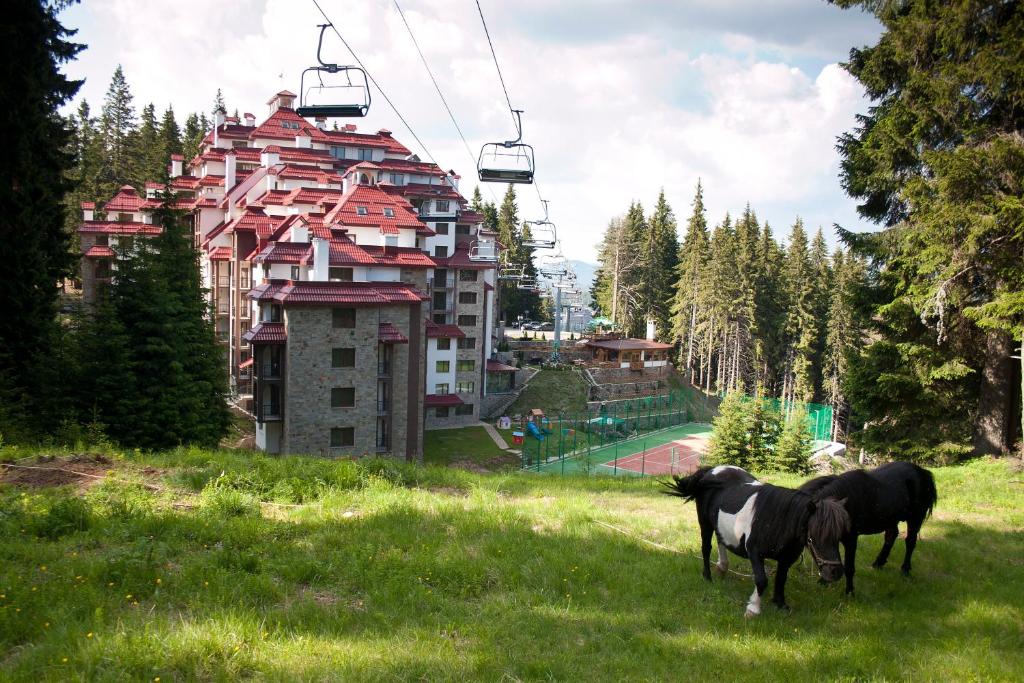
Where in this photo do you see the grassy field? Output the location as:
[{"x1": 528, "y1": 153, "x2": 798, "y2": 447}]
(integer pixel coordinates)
[
  {"x1": 505, "y1": 367, "x2": 590, "y2": 417},
  {"x1": 1, "y1": 447, "x2": 1022, "y2": 681},
  {"x1": 422, "y1": 426, "x2": 515, "y2": 470}
]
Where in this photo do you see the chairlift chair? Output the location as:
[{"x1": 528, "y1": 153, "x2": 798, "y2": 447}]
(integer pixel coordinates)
[
  {"x1": 468, "y1": 239, "x2": 498, "y2": 262},
  {"x1": 517, "y1": 278, "x2": 541, "y2": 292},
  {"x1": 478, "y1": 110, "x2": 535, "y2": 184},
  {"x1": 523, "y1": 200, "x2": 557, "y2": 249},
  {"x1": 297, "y1": 24, "x2": 371, "y2": 118},
  {"x1": 498, "y1": 263, "x2": 525, "y2": 280}
]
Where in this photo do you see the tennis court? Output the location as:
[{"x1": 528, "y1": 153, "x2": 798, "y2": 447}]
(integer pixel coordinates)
[{"x1": 535, "y1": 423, "x2": 712, "y2": 476}]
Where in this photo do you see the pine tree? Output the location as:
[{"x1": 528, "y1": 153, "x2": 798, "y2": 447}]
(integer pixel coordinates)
[
  {"x1": 834, "y1": 0, "x2": 1023, "y2": 456},
  {"x1": 822, "y1": 248, "x2": 865, "y2": 442},
  {"x1": 98, "y1": 65, "x2": 136, "y2": 196},
  {"x1": 64, "y1": 100, "x2": 103, "y2": 253},
  {"x1": 133, "y1": 103, "x2": 162, "y2": 185},
  {"x1": 593, "y1": 216, "x2": 638, "y2": 331},
  {"x1": 159, "y1": 105, "x2": 182, "y2": 161},
  {"x1": 182, "y1": 112, "x2": 203, "y2": 165},
  {"x1": 212, "y1": 88, "x2": 226, "y2": 116},
  {"x1": 0, "y1": 0, "x2": 83, "y2": 439},
  {"x1": 772, "y1": 407, "x2": 812, "y2": 474},
  {"x1": 808, "y1": 228, "x2": 832, "y2": 401},
  {"x1": 754, "y1": 222, "x2": 786, "y2": 396},
  {"x1": 470, "y1": 186, "x2": 484, "y2": 213},
  {"x1": 621, "y1": 201, "x2": 648, "y2": 337},
  {"x1": 671, "y1": 181, "x2": 710, "y2": 382},
  {"x1": 782, "y1": 218, "x2": 816, "y2": 404},
  {"x1": 645, "y1": 190, "x2": 679, "y2": 340}
]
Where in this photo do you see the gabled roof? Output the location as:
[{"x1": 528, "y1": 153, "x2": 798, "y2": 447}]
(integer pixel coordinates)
[
  {"x1": 271, "y1": 164, "x2": 343, "y2": 185},
  {"x1": 324, "y1": 184, "x2": 424, "y2": 234},
  {"x1": 252, "y1": 242, "x2": 310, "y2": 265},
  {"x1": 84, "y1": 245, "x2": 116, "y2": 258},
  {"x1": 378, "y1": 322, "x2": 409, "y2": 344},
  {"x1": 224, "y1": 208, "x2": 289, "y2": 240},
  {"x1": 486, "y1": 359, "x2": 518, "y2": 373},
  {"x1": 362, "y1": 245, "x2": 437, "y2": 268},
  {"x1": 249, "y1": 280, "x2": 426, "y2": 306},
  {"x1": 103, "y1": 185, "x2": 144, "y2": 212},
  {"x1": 328, "y1": 236, "x2": 378, "y2": 266},
  {"x1": 79, "y1": 220, "x2": 162, "y2": 235},
  {"x1": 584, "y1": 338, "x2": 674, "y2": 351},
  {"x1": 208, "y1": 246, "x2": 233, "y2": 261},
  {"x1": 242, "y1": 322, "x2": 287, "y2": 344},
  {"x1": 426, "y1": 320, "x2": 465, "y2": 339}
]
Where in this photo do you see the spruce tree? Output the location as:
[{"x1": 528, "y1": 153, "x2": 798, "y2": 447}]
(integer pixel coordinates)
[
  {"x1": 0, "y1": 0, "x2": 83, "y2": 438},
  {"x1": 496, "y1": 186, "x2": 523, "y2": 321},
  {"x1": 470, "y1": 186, "x2": 484, "y2": 213},
  {"x1": 134, "y1": 103, "x2": 162, "y2": 185},
  {"x1": 671, "y1": 181, "x2": 710, "y2": 382},
  {"x1": 159, "y1": 105, "x2": 182, "y2": 162},
  {"x1": 621, "y1": 201, "x2": 648, "y2": 337},
  {"x1": 754, "y1": 222, "x2": 786, "y2": 396},
  {"x1": 98, "y1": 65, "x2": 136, "y2": 196},
  {"x1": 212, "y1": 88, "x2": 227, "y2": 116},
  {"x1": 646, "y1": 190, "x2": 679, "y2": 340},
  {"x1": 182, "y1": 112, "x2": 203, "y2": 164},
  {"x1": 833, "y1": 0, "x2": 1023, "y2": 455},
  {"x1": 808, "y1": 228, "x2": 832, "y2": 401},
  {"x1": 782, "y1": 218, "x2": 816, "y2": 404}
]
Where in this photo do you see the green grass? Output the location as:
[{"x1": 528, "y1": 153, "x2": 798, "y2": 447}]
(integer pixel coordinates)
[
  {"x1": 505, "y1": 367, "x2": 590, "y2": 417},
  {"x1": 1, "y1": 447, "x2": 1023, "y2": 681},
  {"x1": 422, "y1": 426, "x2": 514, "y2": 470},
  {"x1": 535, "y1": 422, "x2": 713, "y2": 474}
]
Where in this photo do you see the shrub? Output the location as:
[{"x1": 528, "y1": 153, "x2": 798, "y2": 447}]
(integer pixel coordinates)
[
  {"x1": 33, "y1": 497, "x2": 92, "y2": 539},
  {"x1": 771, "y1": 407, "x2": 813, "y2": 474},
  {"x1": 200, "y1": 483, "x2": 260, "y2": 517}
]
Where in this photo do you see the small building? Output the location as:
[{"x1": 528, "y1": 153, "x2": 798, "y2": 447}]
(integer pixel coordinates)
[
  {"x1": 485, "y1": 359, "x2": 518, "y2": 394},
  {"x1": 584, "y1": 338, "x2": 673, "y2": 369}
]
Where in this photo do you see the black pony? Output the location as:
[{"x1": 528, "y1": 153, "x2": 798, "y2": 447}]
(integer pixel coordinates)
[
  {"x1": 665, "y1": 465, "x2": 850, "y2": 617},
  {"x1": 799, "y1": 461, "x2": 937, "y2": 595}
]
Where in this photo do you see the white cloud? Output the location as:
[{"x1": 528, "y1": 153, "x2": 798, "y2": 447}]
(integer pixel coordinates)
[{"x1": 61, "y1": 0, "x2": 876, "y2": 261}]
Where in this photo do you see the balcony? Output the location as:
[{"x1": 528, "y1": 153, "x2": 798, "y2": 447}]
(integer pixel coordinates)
[
  {"x1": 217, "y1": 276, "x2": 229, "y2": 288},
  {"x1": 260, "y1": 401, "x2": 282, "y2": 421},
  {"x1": 427, "y1": 276, "x2": 456, "y2": 291},
  {"x1": 260, "y1": 362, "x2": 282, "y2": 379},
  {"x1": 377, "y1": 361, "x2": 391, "y2": 376},
  {"x1": 376, "y1": 399, "x2": 390, "y2": 415}
]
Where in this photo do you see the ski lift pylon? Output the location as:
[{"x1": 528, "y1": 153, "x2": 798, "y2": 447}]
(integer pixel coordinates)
[
  {"x1": 297, "y1": 24, "x2": 371, "y2": 119},
  {"x1": 478, "y1": 110, "x2": 535, "y2": 184}
]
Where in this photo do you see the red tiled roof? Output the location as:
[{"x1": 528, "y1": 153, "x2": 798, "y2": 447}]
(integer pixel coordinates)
[
  {"x1": 425, "y1": 321, "x2": 465, "y2": 339},
  {"x1": 242, "y1": 322, "x2": 287, "y2": 343},
  {"x1": 324, "y1": 184, "x2": 424, "y2": 234},
  {"x1": 79, "y1": 221, "x2": 162, "y2": 235},
  {"x1": 319, "y1": 128, "x2": 411, "y2": 155},
  {"x1": 103, "y1": 186, "x2": 144, "y2": 212},
  {"x1": 459, "y1": 210, "x2": 485, "y2": 224},
  {"x1": 225, "y1": 208, "x2": 288, "y2": 240},
  {"x1": 252, "y1": 242, "x2": 310, "y2": 265},
  {"x1": 434, "y1": 247, "x2": 497, "y2": 270},
  {"x1": 199, "y1": 174, "x2": 225, "y2": 187},
  {"x1": 250, "y1": 280, "x2": 426, "y2": 306},
  {"x1": 84, "y1": 245, "x2": 116, "y2": 258},
  {"x1": 362, "y1": 245, "x2": 437, "y2": 268},
  {"x1": 584, "y1": 339, "x2": 675, "y2": 351},
  {"x1": 249, "y1": 107, "x2": 323, "y2": 142},
  {"x1": 80, "y1": 201, "x2": 96, "y2": 209},
  {"x1": 208, "y1": 246, "x2": 232, "y2": 261},
  {"x1": 424, "y1": 393, "x2": 465, "y2": 407},
  {"x1": 329, "y1": 236, "x2": 377, "y2": 266},
  {"x1": 378, "y1": 322, "x2": 409, "y2": 344},
  {"x1": 272, "y1": 164, "x2": 344, "y2": 185},
  {"x1": 486, "y1": 359, "x2": 517, "y2": 373}
]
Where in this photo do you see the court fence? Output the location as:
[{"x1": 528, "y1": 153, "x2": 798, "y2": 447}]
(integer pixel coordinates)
[{"x1": 519, "y1": 388, "x2": 717, "y2": 472}]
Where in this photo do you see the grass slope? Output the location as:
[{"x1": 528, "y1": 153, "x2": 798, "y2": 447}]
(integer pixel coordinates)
[
  {"x1": 1, "y1": 448, "x2": 1022, "y2": 681},
  {"x1": 506, "y1": 367, "x2": 590, "y2": 417},
  {"x1": 422, "y1": 426, "x2": 514, "y2": 469}
]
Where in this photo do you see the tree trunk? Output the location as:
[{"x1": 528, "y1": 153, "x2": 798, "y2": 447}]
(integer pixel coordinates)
[
  {"x1": 973, "y1": 329, "x2": 1014, "y2": 455},
  {"x1": 685, "y1": 302, "x2": 697, "y2": 382}
]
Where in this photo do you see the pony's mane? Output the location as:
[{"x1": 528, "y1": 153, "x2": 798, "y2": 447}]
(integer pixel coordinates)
[
  {"x1": 661, "y1": 467, "x2": 725, "y2": 502},
  {"x1": 808, "y1": 497, "x2": 851, "y2": 543},
  {"x1": 749, "y1": 485, "x2": 815, "y2": 551}
]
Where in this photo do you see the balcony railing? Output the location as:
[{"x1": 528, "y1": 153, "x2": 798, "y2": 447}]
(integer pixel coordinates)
[
  {"x1": 427, "y1": 276, "x2": 455, "y2": 291},
  {"x1": 376, "y1": 400, "x2": 390, "y2": 414},
  {"x1": 217, "y1": 276, "x2": 229, "y2": 287},
  {"x1": 260, "y1": 363, "x2": 282, "y2": 379},
  {"x1": 261, "y1": 402, "x2": 281, "y2": 420},
  {"x1": 377, "y1": 361, "x2": 391, "y2": 376}
]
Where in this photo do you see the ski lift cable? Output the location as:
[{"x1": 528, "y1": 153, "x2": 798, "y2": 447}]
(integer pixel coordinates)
[
  {"x1": 473, "y1": 0, "x2": 548, "y2": 208},
  {"x1": 310, "y1": 0, "x2": 443, "y2": 171},
  {"x1": 392, "y1": 0, "x2": 497, "y2": 204}
]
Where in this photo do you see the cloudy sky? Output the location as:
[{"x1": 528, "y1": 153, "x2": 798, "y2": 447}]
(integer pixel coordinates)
[{"x1": 60, "y1": 0, "x2": 882, "y2": 262}]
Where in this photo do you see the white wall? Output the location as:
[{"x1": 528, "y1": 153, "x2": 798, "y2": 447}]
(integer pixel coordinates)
[{"x1": 426, "y1": 338, "x2": 457, "y2": 394}]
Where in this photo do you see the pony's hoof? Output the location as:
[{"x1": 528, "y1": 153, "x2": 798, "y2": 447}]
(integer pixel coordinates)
[
  {"x1": 774, "y1": 603, "x2": 791, "y2": 615},
  {"x1": 900, "y1": 568, "x2": 912, "y2": 578},
  {"x1": 713, "y1": 564, "x2": 727, "y2": 578},
  {"x1": 744, "y1": 608, "x2": 759, "y2": 619},
  {"x1": 871, "y1": 561, "x2": 886, "y2": 569}
]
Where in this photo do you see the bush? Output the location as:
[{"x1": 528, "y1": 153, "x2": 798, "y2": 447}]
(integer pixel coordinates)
[
  {"x1": 706, "y1": 393, "x2": 807, "y2": 474},
  {"x1": 33, "y1": 497, "x2": 92, "y2": 539},
  {"x1": 200, "y1": 483, "x2": 261, "y2": 517},
  {"x1": 772, "y1": 407, "x2": 813, "y2": 473}
]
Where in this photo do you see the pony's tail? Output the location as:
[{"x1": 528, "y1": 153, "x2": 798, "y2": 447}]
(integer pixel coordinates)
[
  {"x1": 662, "y1": 467, "x2": 720, "y2": 502},
  {"x1": 919, "y1": 467, "x2": 938, "y2": 519}
]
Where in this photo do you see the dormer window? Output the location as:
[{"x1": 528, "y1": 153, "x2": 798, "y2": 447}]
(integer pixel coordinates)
[
  {"x1": 383, "y1": 207, "x2": 394, "y2": 218},
  {"x1": 437, "y1": 200, "x2": 450, "y2": 212},
  {"x1": 357, "y1": 206, "x2": 368, "y2": 216}
]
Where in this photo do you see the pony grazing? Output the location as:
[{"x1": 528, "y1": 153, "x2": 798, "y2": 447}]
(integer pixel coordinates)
[
  {"x1": 799, "y1": 461, "x2": 937, "y2": 595},
  {"x1": 665, "y1": 465, "x2": 850, "y2": 618}
]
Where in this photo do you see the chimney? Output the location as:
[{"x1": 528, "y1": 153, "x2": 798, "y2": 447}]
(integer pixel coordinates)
[
  {"x1": 213, "y1": 109, "x2": 225, "y2": 147},
  {"x1": 267, "y1": 90, "x2": 296, "y2": 115},
  {"x1": 244, "y1": 112, "x2": 255, "y2": 127},
  {"x1": 311, "y1": 237, "x2": 330, "y2": 280},
  {"x1": 344, "y1": 123, "x2": 357, "y2": 132},
  {"x1": 169, "y1": 154, "x2": 184, "y2": 178},
  {"x1": 81, "y1": 201, "x2": 95, "y2": 221},
  {"x1": 292, "y1": 224, "x2": 309, "y2": 243},
  {"x1": 377, "y1": 128, "x2": 392, "y2": 137},
  {"x1": 315, "y1": 116, "x2": 327, "y2": 130},
  {"x1": 645, "y1": 319, "x2": 656, "y2": 341},
  {"x1": 225, "y1": 151, "x2": 237, "y2": 191},
  {"x1": 261, "y1": 146, "x2": 280, "y2": 168},
  {"x1": 295, "y1": 133, "x2": 311, "y2": 148}
]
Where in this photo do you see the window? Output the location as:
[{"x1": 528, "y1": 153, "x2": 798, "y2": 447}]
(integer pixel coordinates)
[
  {"x1": 358, "y1": 148, "x2": 373, "y2": 161},
  {"x1": 331, "y1": 387, "x2": 355, "y2": 408},
  {"x1": 95, "y1": 234, "x2": 109, "y2": 246},
  {"x1": 457, "y1": 315, "x2": 477, "y2": 327},
  {"x1": 263, "y1": 304, "x2": 282, "y2": 323},
  {"x1": 330, "y1": 146, "x2": 346, "y2": 159},
  {"x1": 458, "y1": 337, "x2": 476, "y2": 350},
  {"x1": 458, "y1": 292, "x2": 477, "y2": 305},
  {"x1": 290, "y1": 265, "x2": 300, "y2": 280},
  {"x1": 383, "y1": 207, "x2": 394, "y2": 217},
  {"x1": 435, "y1": 223, "x2": 449, "y2": 235},
  {"x1": 437, "y1": 200, "x2": 450, "y2": 212},
  {"x1": 459, "y1": 269, "x2": 478, "y2": 282},
  {"x1": 434, "y1": 245, "x2": 448, "y2": 258},
  {"x1": 435, "y1": 407, "x2": 450, "y2": 418},
  {"x1": 329, "y1": 267, "x2": 353, "y2": 282},
  {"x1": 241, "y1": 267, "x2": 250, "y2": 289},
  {"x1": 435, "y1": 360, "x2": 450, "y2": 373},
  {"x1": 456, "y1": 360, "x2": 475, "y2": 372},
  {"x1": 118, "y1": 212, "x2": 133, "y2": 222},
  {"x1": 332, "y1": 308, "x2": 356, "y2": 328},
  {"x1": 436, "y1": 338, "x2": 451, "y2": 350},
  {"x1": 356, "y1": 206, "x2": 368, "y2": 216},
  {"x1": 330, "y1": 427, "x2": 354, "y2": 448},
  {"x1": 433, "y1": 292, "x2": 446, "y2": 310},
  {"x1": 434, "y1": 383, "x2": 450, "y2": 395},
  {"x1": 456, "y1": 224, "x2": 471, "y2": 235},
  {"x1": 389, "y1": 173, "x2": 404, "y2": 185},
  {"x1": 455, "y1": 404, "x2": 474, "y2": 416},
  {"x1": 432, "y1": 313, "x2": 447, "y2": 324},
  {"x1": 456, "y1": 381, "x2": 475, "y2": 394},
  {"x1": 332, "y1": 347, "x2": 355, "y2": 367},
  {"x1": 384, "y1": 236, "x2": 398, "y2": 248}
]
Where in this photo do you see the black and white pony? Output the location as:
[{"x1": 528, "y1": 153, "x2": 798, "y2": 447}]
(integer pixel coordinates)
[
  {"x1": 665, "y1": 465, "x2": 850, "y2": 617},
  {"x1": 799, "y1": 461, "x2": 937, "y2": 595}
]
